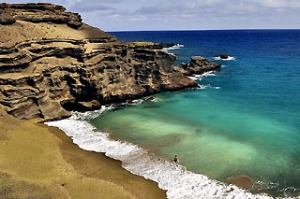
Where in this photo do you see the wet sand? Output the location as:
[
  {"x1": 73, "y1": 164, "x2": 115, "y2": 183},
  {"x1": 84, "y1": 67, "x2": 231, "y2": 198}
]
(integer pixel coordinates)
[
  {"x1": 227, "y1": 175, "x2": 255, "y2": 190},
  {"x1": 0, "y1": 114, "x2": 166, "y2": 199}
]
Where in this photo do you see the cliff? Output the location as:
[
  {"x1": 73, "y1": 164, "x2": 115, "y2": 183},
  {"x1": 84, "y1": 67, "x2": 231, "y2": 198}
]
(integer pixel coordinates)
[{"x1": 0, "y1": 3, "x2": 221, "y2": 121}]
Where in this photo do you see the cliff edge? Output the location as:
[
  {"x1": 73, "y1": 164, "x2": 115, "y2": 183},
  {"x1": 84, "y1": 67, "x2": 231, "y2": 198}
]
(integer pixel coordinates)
[{"x1": 0, "y1": 3, "x2": 221, "y2": 121}]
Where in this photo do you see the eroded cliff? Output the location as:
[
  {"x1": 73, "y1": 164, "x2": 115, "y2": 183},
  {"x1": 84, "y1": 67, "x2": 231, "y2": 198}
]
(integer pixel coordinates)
[{"x1": 0, "y1": 3, "x2": 220, "y2": 121}]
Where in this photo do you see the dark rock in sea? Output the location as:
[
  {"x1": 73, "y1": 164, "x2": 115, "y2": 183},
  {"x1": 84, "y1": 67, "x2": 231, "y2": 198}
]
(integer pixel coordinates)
[
  {"x1": 176, "y1": 56, "x2": 221, "y2": 76},
  {"x1": 0, "y1": 3, "x2": 221, "y2": 121},
  {"x1": 144, "y1": 96, "x2": 155, "y2": 102},
  {"x1": 159, "y1": 43, "x2": 178, "y2": 48},
  {"x1": 219, "y1": 54, "x2": 229, "y2": 59}
]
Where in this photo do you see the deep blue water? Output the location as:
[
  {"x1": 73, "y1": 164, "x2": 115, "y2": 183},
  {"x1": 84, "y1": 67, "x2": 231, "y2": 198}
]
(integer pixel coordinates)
[{"x1": 91, "y1": 30, "x2": 300, "y2": 196}]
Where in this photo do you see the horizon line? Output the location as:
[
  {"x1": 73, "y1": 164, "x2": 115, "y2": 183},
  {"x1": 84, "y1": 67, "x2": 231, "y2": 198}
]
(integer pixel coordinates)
[{"x1": 108, "y1": 28, "x2": 300, "y2": 33}]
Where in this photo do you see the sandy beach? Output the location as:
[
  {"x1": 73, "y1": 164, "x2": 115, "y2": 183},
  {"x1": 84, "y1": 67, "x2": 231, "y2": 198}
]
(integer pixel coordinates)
[
  {"x1": 0, "y1": 5, "x2": 177, "y2": 198},
  {"x1": 0, "y1": 114, "x2": 166, "y2": 199}
]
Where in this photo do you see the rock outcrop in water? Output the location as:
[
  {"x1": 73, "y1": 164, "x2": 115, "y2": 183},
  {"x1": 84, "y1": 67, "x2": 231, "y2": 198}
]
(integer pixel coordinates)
[
  {"x1": 0, "y1": 3, "x2": 220, "y2": 121},
  {"x1": 177, "y1": 56, "x2": 221, "y2": 76}
]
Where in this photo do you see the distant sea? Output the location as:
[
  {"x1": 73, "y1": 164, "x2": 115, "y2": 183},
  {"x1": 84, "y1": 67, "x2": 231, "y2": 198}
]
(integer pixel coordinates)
[{"x1": 47, "y1": 30, "x2": 300, "y2": 198}]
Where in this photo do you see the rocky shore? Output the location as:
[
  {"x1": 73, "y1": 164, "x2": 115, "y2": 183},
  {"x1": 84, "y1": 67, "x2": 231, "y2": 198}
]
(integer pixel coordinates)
[
  {"x1": 0, "y1": 3, "x2": 222, "y2": 199},
  {"x1": 0, "y1": 3, "x2": 221, "y2": 121}
]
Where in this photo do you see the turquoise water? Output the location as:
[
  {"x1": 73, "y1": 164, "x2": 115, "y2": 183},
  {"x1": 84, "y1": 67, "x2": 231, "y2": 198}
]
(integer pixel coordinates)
[{"x1": 90, "y1": 30, "x2": 300, "y2": 197}]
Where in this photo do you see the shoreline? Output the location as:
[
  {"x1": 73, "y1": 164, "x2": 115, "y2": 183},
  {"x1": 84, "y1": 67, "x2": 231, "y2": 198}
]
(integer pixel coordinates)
[
  {"x1": 0, "y1": 114, "x2": 166, "y2": 199},
  {"x1": 1, "y1": 4, "x2": 299, "y2": 199},
  {"x1": 46, "y1": 109, "x2": 273, "y2": 199}
]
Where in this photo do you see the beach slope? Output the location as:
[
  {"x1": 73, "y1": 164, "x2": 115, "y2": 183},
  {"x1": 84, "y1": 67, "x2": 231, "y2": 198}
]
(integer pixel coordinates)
[{"x1": 0, "y1": 114, "x2": 166, "y2": 199}]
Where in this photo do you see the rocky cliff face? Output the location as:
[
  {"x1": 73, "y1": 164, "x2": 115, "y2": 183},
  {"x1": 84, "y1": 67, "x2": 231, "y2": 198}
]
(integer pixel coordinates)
[{"x1": 0, "y1": 3, "x2": 220, "y2": 121}]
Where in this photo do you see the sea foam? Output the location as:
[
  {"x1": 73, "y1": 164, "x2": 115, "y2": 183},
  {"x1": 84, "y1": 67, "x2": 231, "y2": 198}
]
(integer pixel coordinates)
[
  {"x1": 189, "y1": 71, "x2": 220, "y2": 90},
  {"x1": 45, "y1": 108, "x2": 274, "y2": 199},
  {"x1": 188, "y1": 71, "x2": 217, "y2": 81},
  {"x1": 163, "y1": 44, "x2": 184, "y2": 55}
]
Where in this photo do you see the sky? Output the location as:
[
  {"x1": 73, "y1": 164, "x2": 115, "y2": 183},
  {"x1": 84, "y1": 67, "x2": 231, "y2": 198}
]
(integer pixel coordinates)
[{"x1": 2, "y1": 0, "x2": 300, "y2": 31}]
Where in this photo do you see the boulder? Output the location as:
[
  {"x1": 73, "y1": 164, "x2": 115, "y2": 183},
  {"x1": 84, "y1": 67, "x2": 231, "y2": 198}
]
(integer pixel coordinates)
[
  {"x1": 219, "y1": 54, "x2": 229, "y2": 59},
  {"x1": 75, "y1": 100, "x2": 101, "y2": 112}
]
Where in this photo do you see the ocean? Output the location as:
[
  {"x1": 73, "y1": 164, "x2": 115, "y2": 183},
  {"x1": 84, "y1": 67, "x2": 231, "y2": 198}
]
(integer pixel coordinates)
[{"x1": 47, "y1": 30, "x2": 300, "y2": 198}]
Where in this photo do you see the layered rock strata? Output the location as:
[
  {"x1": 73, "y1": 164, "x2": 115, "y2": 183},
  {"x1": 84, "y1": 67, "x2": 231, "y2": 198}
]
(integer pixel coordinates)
[{"x1": 0, "y1": 3, "x2": 221, "y2": 121}]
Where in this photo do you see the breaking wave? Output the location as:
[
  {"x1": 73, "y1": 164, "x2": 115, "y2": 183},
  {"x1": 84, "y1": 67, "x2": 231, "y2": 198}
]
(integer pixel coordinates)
[
  {"x1": 163, "y1": 44, "x2": 184, "y2": 55},
  {"x1": 45, "y1": 108, "x2": 272, "y2": 199}
]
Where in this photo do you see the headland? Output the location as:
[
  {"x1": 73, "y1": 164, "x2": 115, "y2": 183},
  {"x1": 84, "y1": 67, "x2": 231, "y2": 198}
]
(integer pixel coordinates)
[{"x1": 0, "y1": 3, "x2": 221, "y2": 198}]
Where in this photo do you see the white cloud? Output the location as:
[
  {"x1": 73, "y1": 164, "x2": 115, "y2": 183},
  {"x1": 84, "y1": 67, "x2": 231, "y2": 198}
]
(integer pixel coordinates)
[
  {"x1": 66, "y1": 0, "x2": 121, "y2": 12},
  {"x1": 254, "y1": 0, "x2": 300, "y2": 8},
  {"x1": 1, "y1": 0, "x2": 300, "y2": 31},
  {"x1": 186, "y1": 0, "x2": 224, "y2": 8}
]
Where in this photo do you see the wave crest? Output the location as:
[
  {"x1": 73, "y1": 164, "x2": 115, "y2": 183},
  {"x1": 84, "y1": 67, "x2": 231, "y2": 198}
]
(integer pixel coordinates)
[
  {"x1": 45, "y1": 112, "x2": 272, "y2": 199},
  {"x1": 163, "y1": 44, "x2": 184, "y2": 55}
]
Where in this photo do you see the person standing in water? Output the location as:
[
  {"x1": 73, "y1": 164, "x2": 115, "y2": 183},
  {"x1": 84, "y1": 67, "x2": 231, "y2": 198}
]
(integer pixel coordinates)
[{"x1": 173, "y1": 155, "x2": 179, "y2": 163}]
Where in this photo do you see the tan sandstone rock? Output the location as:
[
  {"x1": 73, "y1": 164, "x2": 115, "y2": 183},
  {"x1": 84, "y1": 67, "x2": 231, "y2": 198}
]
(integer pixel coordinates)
[{"x1": 0, "y1": 3, "x2": 221, "y2": 121}]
